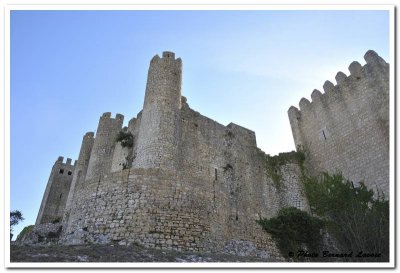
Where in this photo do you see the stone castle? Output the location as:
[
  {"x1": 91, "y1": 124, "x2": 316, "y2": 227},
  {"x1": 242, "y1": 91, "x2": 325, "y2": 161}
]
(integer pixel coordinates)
[{"x1": 32, "y1": 50, "x2": 389, "y2": 258}]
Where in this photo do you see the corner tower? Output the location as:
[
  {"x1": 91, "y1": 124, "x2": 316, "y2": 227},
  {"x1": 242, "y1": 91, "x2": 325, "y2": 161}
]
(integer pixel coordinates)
[
  {"x1": 36, "y1": 156, "x2": 75, "y2": 225},
  {"x1": 134, "y1": 51, "x2": 182, "y2": 171},
  {"x1": 287, "y1": 50, "x2": 389, "y2": 196}
]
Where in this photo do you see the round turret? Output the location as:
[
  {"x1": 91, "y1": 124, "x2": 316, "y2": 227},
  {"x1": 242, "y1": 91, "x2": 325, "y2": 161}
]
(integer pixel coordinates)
[{"x1": 134, "y1": 51, "x2": 182, "y2": 171}]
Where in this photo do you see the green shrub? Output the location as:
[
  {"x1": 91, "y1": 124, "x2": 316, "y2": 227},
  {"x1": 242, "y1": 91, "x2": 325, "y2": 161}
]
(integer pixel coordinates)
[
  {"x1": 116, "y1": 131, "x2": 134, "y2": 148},
  {"x1": 257, "y1": 207, "x2": 324, "y2": 261},
  {"x1": 303, "y1": 172, "x2": 389, "y2": 262}
]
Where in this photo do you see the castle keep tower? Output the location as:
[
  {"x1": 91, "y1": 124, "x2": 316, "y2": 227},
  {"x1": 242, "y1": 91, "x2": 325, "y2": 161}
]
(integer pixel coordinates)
[
  {"x1": 288, "y1": 50, "x2": 389, "y2": 196},
  {"x1": 134, "y1": 51, "x2": 182, "y2": 171},
  {"x1": 36, "y1": 157, "x2": 75, "y2": 224}
]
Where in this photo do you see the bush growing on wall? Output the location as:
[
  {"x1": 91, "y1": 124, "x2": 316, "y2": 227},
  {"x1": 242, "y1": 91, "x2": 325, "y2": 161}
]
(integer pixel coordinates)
[{"x1": 116, "y1": 131, "x2": 134, "y2": 148}]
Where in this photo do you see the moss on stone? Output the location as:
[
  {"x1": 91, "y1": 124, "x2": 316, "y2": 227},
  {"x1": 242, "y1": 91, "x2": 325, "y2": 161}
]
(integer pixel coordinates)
[
  {"x1": 264, "y1": 151, "x2": 305, "y2": 189},
  {"x1": 17, "y1": 225, "x2": 34, "y2": 240}
]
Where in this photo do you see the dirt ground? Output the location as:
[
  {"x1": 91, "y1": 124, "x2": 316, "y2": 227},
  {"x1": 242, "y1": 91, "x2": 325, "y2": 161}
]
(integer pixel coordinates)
[{"x1": 10, "y1": 243, "x2": 279, "y2": 263}]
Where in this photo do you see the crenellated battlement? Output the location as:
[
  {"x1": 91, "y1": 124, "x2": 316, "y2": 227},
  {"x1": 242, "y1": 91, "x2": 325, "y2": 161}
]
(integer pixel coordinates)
[
  {"x1": 162, "y1": 51, "x2": 175, "y2": 59},
  {"x1": 150, "y1": 51, "x2": 182, "y2": 70},
  {"x1": 287, "y1": 49, "x2": 389, "y2": 196},
  {"x1": 101, "y1": 112, "x2": 124, "y2": 121},
  {"x1": 85, "y1": 132, "x2": 95, "y2": 138},
  {"x1": 102, "y1": 112, "x2": 111, "y2": 118},
  {"x1": 288, "y1": 50, "x2": 389, "y2": 119},
  {"x1": 56, "y1": 156, "x2": 75, "y2": 166}
]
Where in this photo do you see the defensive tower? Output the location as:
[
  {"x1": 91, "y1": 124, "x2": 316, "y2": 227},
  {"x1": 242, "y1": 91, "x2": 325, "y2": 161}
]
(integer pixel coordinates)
[
  {"x1": 36, "y1": 156, "x2": 75, "y2": 224},
  {"x1": 133, "y1": 51, "x2": 182, "y2": 171},
  {"x1": 86, "y1": 112, "x2": 124, "y2": 180},
  {"x1": 288, "y1": 50, "x2": 389, "y2": 195},
  {"x1": 63, "y1": 132, "x2": 95, "y2": 227}
]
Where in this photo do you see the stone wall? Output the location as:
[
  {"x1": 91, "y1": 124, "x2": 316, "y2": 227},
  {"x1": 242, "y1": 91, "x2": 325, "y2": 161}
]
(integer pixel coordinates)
[
  {"x1": 16, "y1": 223, "x2": 63, "y2": 245},
  {"x1": 62, "y1": 166, "x2": 290, "y2": 259},
  {"x1": 62, "y1": 93, "x2": 307, "y2": 258},
  {"x1": 288, "y1": 50, "x2": 389, "y2": 196}
]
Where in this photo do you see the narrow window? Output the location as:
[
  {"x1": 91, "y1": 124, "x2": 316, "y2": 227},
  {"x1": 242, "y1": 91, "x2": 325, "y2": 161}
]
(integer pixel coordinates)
[
  {"x1": 67, "y1": 171, "x2": 72, "y2": 175},
  {"x1": 59, "y1": 169, "x2": 64, "y2": 174},
  {"x1": 59, "y1": 194, "x2": 62, "y2": 199},
  {"x1": 214, "y1": 168, "x2": 218, "y2": 181}
]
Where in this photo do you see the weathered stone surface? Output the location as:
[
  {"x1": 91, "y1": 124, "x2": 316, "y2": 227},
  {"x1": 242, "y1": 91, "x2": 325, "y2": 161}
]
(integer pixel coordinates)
[
  {"x1": 16, "y1": 223, "x2": 62, "y2": 245},
  {"x1": 287, "y1": 50, "x2": 389, "y2": 196}
]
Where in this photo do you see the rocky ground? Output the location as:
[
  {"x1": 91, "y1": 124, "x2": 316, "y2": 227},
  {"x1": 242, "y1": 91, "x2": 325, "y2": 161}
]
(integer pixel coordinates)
[{"x1": 10, "y1": 243, "x2": 280, "y2": 263}]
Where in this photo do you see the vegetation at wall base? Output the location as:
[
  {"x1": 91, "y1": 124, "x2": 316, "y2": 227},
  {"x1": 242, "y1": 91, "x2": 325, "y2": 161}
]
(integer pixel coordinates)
[
  {"x1": 257, "y1": 207, "x2": 324, "y2": 261},
  {"x1": 16, "y1": 225, "x2": 34, "y2": 241},
  {"x1": 258, "y1": 172, "x2": 389, "y2": 262},
  {"x1": 302, "y1": 172, "x2": 389, "y2": 262}
]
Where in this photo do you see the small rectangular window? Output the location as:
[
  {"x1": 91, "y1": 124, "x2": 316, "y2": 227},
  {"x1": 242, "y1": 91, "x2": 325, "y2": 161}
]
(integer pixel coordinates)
[
  {"x1": 214, "y1": 168, "x2": 218, "y2": 180},
  {"x1": 68, "y1": 171, "x2": 72, "y2": 175},
  {"x1": 59, "y1": 169, "x2": 64, "y2": 174}
]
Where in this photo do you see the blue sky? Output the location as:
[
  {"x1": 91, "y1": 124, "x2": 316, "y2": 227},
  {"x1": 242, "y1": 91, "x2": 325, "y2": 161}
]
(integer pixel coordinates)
[{"x1": 10, "y1": 9, "x2": 390, "y2": 237}]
